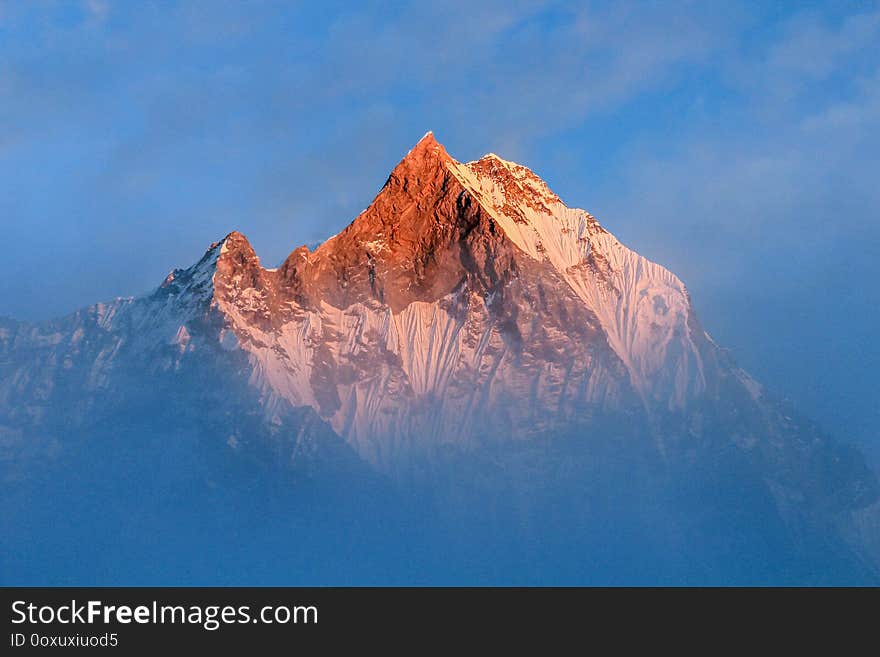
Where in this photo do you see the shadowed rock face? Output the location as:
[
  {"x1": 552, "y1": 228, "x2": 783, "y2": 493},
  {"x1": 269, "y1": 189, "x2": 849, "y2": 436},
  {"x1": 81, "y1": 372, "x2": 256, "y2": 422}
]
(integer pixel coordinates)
[{"x1": 1, "y1": 133, "x2": 879, "y2": 584}]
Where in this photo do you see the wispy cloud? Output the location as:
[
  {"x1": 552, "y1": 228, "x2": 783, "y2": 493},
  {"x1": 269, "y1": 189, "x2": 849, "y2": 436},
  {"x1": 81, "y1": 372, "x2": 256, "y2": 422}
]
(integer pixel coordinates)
[{"x1": 84, "y1": 0, "x2": 108, "y2": 24}]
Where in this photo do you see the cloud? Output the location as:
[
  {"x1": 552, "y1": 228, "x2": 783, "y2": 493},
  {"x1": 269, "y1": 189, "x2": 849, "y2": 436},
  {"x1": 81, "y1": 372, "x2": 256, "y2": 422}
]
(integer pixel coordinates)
[
  {"x1": 84, "y1": 0, "x2": 109, "y2": 24},
  {"x1": 765, "y1": 9, "x2": 880, "y2": 81},
  {"x1": 624, "y1": 9, "x2": 880, "y2": 227}
]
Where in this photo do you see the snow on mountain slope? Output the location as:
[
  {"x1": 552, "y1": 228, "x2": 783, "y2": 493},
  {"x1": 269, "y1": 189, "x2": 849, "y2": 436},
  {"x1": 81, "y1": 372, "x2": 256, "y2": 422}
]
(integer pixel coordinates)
[
  {"x1": 447, "y1": 144, "x2": 710, "y2": 409},
  {"x1": 212, "y1": 247, "x2": 630, "y2": 471},
  {"x1": 184, "y1": 132, "x2": 732, "y2": 469}
]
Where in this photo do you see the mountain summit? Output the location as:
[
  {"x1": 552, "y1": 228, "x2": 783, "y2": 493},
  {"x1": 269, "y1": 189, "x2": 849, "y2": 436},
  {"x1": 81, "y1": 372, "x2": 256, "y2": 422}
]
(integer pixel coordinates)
[
  {"x1": 2, "y1": 133, "x2": 879, "y2": 584},
  {"x1": 194, "y1": 133, "x2": 729, "y2": 468}
]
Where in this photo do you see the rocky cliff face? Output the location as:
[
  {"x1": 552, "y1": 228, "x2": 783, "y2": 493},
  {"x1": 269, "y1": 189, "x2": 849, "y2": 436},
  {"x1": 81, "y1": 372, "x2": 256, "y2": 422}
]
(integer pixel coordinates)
[{"x1": 2, "y1": 132, "x2": 878, "y2": 583}]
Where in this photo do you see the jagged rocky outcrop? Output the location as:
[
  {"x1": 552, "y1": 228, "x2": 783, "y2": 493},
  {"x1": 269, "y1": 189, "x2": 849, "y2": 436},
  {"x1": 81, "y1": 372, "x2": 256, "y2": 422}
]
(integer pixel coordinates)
[{"x1": 2, "y1": 132, "x2": 878, "y2": 583}]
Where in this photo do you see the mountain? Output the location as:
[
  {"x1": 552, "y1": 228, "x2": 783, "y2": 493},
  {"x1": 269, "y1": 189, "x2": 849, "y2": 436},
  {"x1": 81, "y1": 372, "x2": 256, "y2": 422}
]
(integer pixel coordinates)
[{"x1": 2, "y1": 132, "x2": 879, "y2": 584}]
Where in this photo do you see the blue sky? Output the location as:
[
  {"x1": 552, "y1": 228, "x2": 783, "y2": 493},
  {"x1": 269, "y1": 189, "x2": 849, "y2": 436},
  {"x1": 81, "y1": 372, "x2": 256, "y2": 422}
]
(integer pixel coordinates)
[{"x1": 1, "y1": 0, "x2": 878, "y2": 460}]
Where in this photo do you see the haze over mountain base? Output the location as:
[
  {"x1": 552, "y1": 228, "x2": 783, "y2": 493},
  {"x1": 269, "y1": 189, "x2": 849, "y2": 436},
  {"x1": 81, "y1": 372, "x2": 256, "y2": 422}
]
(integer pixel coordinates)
[{"x1": 2, "y1": 134, "x2": 878, "y2": 585}]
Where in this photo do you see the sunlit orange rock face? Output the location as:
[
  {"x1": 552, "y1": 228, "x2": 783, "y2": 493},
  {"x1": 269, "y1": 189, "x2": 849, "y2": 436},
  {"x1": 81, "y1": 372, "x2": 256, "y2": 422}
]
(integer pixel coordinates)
[{"x1": 278, "y1": 133, "x2": 515, "y2": 312}]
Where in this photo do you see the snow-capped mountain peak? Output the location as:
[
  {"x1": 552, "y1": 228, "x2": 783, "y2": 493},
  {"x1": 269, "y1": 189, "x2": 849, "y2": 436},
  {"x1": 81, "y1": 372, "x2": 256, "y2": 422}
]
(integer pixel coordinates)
[{"x1": 140, "y1": 133, "x2": 720, "y2": 469}]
